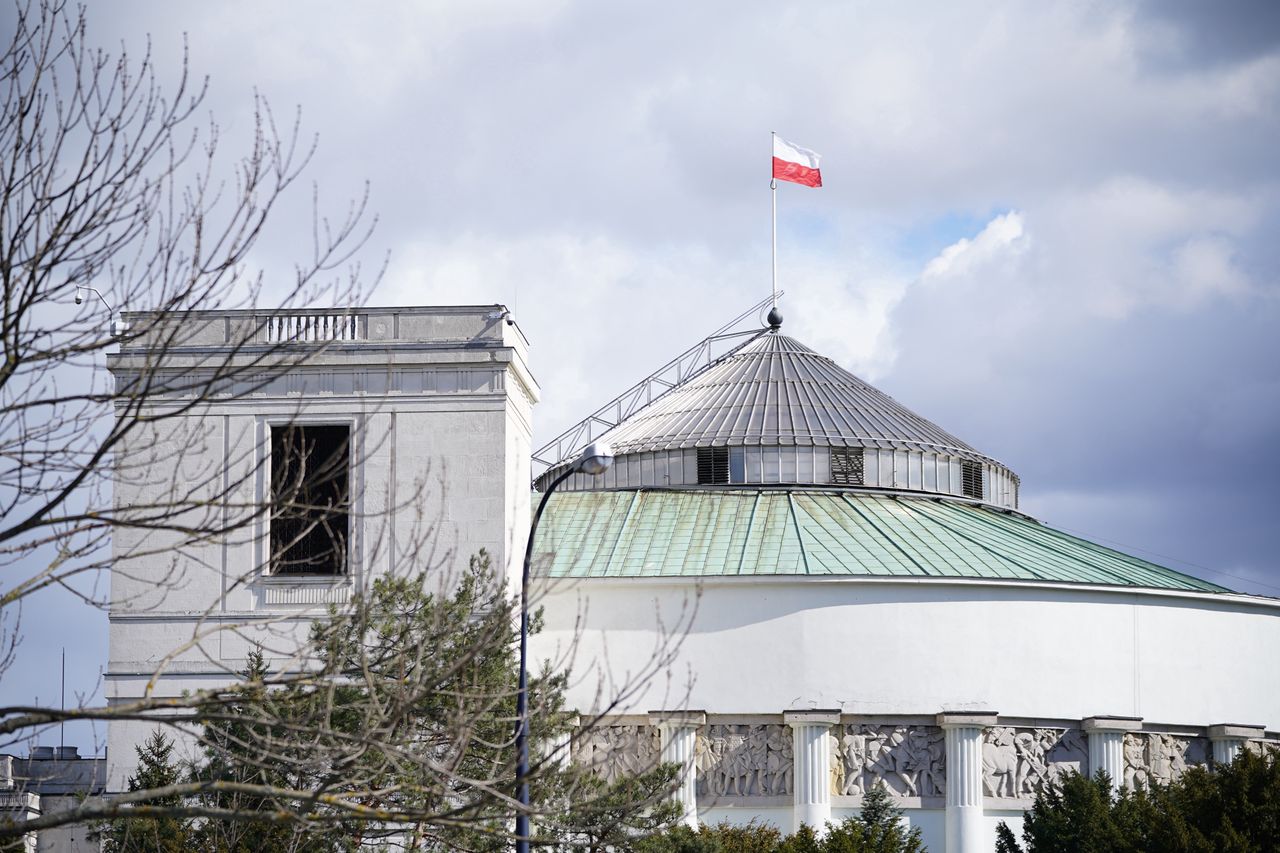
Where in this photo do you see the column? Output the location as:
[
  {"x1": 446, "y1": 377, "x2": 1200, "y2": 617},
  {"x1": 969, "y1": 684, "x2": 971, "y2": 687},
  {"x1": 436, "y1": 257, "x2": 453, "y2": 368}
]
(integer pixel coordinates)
[
  {"x1": 784, "y1": 710, "x2": 841, "y2": 834},
  {"x1": 1208, "y1": 724, "x2": 1264, "y2": 766},
  {"x1": 938, "y1": 712, "x2": 997, "y2": 853},
  {"x1": 650, "y1": 711, "x2": 706, "y2": 829},
  {"x1": 1082, "y1": 716, "x2": 1142, "y2": 791}
]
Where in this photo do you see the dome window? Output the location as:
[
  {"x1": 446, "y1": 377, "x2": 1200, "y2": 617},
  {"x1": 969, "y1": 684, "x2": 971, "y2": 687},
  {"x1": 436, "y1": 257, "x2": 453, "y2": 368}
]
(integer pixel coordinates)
[
  {"x1": 697, "y1": 446, "x2": 730, "y2": 484},
  {"x1": 830, "y1": 447, "x2": 864, "y2": 486},
  {"x1": 961, "y1": 459, "x2": 984, "y2": 500}
]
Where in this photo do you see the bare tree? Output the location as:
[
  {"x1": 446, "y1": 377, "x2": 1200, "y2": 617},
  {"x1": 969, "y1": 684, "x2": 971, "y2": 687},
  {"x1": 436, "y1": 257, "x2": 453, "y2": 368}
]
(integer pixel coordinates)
[
  {"x1": 0, "y1": 0, "x2": 375, "y2": 614},
  {"x1": 0, "y1": 2, "x2": 691, "y2": 847}
]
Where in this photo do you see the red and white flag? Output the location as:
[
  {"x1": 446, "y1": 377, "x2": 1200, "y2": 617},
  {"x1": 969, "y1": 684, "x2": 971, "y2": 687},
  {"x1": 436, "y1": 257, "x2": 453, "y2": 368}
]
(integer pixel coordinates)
[{"x1": 772, "y1": 135, "x2": 822, "y2": 187}]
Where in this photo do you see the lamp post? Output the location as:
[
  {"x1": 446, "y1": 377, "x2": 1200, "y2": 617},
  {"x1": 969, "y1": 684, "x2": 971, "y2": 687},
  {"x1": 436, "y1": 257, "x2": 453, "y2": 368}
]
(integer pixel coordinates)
[{"x1": 516, "y1": 440, "x2": 613, "y2": 852}]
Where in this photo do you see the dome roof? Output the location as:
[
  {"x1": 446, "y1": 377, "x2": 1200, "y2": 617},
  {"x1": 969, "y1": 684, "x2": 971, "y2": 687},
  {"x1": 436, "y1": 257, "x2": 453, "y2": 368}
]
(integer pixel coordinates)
[
  {"x1": 534, "y1": 488, "x2": 1229, "y2": 593},
  {"x1": 599, "y1": 331, "x2": 995, "y2": 463}
]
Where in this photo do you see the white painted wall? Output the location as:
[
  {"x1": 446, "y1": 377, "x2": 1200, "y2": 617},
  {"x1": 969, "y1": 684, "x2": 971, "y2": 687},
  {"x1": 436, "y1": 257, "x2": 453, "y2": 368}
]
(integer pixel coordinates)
[
  {"x1": 531, "y1": 575, "x2": 1280, "y2": 727},
  {"x1": 531, "y1": 575, "x2": 1278, "y2": 849},
  {"x1": 105, "y1": 307, "x2": 538, "y2": 791}
]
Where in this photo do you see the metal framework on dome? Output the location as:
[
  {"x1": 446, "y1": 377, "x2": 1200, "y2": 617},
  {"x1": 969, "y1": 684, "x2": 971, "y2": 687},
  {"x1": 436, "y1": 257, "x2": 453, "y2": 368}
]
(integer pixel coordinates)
[{"x1": 531, "y1": 295, "x2": 782, "y2": 481}]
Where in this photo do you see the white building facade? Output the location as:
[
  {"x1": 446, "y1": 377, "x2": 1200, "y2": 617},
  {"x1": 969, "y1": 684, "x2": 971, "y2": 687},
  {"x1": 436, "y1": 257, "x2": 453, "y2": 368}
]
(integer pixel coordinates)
[
  {"x1": 104, "y1": 306, "x2": 538, "y2": 789},
  {"x1": 101, "y1": 306, "x2": 1280, "y2": 853},
  {"x1": 527, "y1": 319, "x2": 1280, "y2": 853}
]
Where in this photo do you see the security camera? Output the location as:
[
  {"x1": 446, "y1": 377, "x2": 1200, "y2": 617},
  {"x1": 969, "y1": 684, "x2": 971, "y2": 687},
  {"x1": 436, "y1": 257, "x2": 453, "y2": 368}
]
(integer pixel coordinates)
[{"x1": 74, "y1": 293, "x2": 82, "y2": 304}]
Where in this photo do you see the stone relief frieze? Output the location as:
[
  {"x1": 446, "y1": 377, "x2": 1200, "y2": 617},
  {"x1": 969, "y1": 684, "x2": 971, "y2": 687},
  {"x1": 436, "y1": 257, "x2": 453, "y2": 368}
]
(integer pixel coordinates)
[
  {"x1": 573, "y1": 725, "x2": 660, "y2": 785},
  {"x1": 1245, "y1": 740, "x2": 1280, "y2": 758},
  {"x1": 983, "y1": 727, "x2": 1088, "y2": 798},
  {"x1": 1123, "y1": 733, "x2": 1209, "y2": 788},
  {"x1": 696, "y1": 724, "x2": 792, "y2": 797},
  {"x1": 834, "y1": 725, "x2": 945, "y2": 798}
]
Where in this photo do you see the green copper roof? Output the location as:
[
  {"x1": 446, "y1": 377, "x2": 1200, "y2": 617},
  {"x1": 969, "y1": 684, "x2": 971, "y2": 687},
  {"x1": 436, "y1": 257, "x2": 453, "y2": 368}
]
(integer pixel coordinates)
[{"x1": 533, "y1": 489, "x2": 1228, "y2": 593}]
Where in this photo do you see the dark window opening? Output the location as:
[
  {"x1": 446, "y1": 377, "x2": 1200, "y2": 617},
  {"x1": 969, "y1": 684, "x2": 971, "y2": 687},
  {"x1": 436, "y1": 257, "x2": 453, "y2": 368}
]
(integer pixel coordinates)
[
  {"x1": 961, "y1": 459, "x2": 984, "y2": 500},
  {"x1": 271, "y1": 424, "x2": 350, "y2": 575},
  {"x1": 830, "y1": 447, "x2": 864, "y2": 486},
  {"x1": 696, "y1": 446, "x2": 729, "y2": 485}
]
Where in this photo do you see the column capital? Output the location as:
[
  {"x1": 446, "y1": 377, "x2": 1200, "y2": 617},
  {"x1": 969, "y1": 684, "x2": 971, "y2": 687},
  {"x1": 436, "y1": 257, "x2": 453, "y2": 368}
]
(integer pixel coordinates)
[
  {"x1": 648, "y1": 710, "x2": 707, "y2": 728},
  {"x1": 784, "y1": 709, "x2": 841, "y2": 726},
  {"x1": 1208, "y1": 724, "x2": 1265, "y2": 741},
  {"x1": 937, "y1": 712, "x2": 998, "y2": 729},
  {"x1": 1082, "y1": 715, "x2": 1143, "y2": 734}
]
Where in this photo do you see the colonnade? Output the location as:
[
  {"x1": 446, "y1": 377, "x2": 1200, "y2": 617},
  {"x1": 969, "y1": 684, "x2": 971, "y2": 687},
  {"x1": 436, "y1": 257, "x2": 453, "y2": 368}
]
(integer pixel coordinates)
[{"x1": 648, "y1": 711, "x2": 1269, "y2": 853}]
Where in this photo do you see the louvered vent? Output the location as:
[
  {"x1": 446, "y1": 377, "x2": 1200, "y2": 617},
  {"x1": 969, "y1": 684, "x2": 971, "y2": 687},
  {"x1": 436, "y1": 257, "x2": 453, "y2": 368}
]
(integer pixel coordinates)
[
  {"x1": 830, "y1": 447, "x2": 864, "y2": 486},
  {"x1": 961, "y1": 460, "x2": 984, "y2": 500},
  {"x1": 696, "y1": 446, "x2": 730, "y2": 484}
]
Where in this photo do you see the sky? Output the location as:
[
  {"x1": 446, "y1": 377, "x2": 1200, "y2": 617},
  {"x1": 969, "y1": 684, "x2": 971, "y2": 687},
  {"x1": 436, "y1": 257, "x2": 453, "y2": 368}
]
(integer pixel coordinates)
[{"x1": 5, "y1": 0, "x2": 1280, "y2": 753}]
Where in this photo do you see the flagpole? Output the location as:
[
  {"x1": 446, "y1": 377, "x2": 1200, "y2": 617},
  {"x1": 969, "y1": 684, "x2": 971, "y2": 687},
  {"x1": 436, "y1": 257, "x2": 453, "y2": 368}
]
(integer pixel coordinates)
[{"x1": 771, "y1": 131, "x2": 778, "y2": 310}]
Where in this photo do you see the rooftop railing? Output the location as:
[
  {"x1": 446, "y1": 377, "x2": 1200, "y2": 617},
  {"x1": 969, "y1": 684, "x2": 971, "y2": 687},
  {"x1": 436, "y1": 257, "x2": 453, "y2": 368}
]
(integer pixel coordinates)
[
  {"x1": 266, "y1": 312, "x2": 360, "y2": 342},
  {"x1": 114, "y1": 306, "x2": 526, "y2": 351}
]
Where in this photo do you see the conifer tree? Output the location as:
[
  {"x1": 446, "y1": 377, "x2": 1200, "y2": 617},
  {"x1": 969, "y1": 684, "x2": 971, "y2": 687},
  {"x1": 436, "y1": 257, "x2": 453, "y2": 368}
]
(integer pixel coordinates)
[
  {"x1": 103, "y1": 731, "x2": 193, "y2": 853},
  {"x1": 996, "y1": 749, "x2": 1280, "y2": 853}
]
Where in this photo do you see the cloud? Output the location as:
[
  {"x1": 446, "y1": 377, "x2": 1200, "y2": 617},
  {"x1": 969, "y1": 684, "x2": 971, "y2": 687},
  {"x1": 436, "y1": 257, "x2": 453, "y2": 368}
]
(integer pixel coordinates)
[
  {"x1": 7, "y1": 0, "x2": 1275, "y2": 729},
  {"x1": 921, "y1": 211, "x2": 1026, "y2": 281}
]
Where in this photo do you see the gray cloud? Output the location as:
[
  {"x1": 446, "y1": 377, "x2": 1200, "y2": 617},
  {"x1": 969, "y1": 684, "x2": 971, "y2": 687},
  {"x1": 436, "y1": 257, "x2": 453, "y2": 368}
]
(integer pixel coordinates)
[
  {"x1": 8, "y1": 0, "x2": 1278, "y2": 737},
  {"x1": 1133, "y1": 0, "x2": 1280, "y2": 68}
]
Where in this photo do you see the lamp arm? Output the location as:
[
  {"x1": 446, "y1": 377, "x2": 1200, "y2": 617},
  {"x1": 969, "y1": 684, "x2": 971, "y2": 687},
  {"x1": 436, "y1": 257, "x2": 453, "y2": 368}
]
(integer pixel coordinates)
[{"x1": 76, "y1": 285, "x2": 116, "y2": 316}]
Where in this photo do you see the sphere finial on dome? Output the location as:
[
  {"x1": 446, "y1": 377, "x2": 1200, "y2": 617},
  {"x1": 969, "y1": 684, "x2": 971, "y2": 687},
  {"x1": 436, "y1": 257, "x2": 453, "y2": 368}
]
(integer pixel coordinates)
[{"x1": 766, "y1": 306, "x2": 783, "y2": 330}]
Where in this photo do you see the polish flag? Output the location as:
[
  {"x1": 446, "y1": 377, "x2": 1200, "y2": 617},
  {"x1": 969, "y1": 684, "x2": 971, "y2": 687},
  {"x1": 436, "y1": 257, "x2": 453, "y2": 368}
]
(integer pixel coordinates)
[{"x1": 772, "y1": 136, "x2": 822, "y2": 187}]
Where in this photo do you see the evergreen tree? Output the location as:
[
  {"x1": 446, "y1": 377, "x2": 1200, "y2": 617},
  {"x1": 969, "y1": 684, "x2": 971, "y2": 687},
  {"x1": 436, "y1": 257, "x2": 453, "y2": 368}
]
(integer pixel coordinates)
[
  {"x1": 190, "y1": 651, "x2": 356, "y2": 853},
  {"x1": 103, "y1": 731, "x2": 194, "y2": 853},
  {"x1": 186, "y1": 551, "x2": 679, "y2": 851},
  {"x1": 997, "y1": 749, "x2": 1280, "y2": 853},
  {"x1": 637, "y1": 781, "x2": 925, "y2": 853},
  {"x1": 633, "y1": 820, "x2": 784, "y2": 853}
]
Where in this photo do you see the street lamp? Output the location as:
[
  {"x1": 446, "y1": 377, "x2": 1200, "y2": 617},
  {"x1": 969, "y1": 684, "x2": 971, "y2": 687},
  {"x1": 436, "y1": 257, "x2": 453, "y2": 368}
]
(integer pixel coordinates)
[{"x1": 516, "y1": 440, "x2": 613, "y2": 852}]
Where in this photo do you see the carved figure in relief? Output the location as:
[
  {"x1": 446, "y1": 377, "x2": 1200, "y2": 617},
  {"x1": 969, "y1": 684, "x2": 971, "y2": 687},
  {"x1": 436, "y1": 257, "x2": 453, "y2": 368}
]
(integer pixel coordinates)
[
  {"x1": 835, "y1": 725, "x2": 945, "y2": 799},
  {"x1": 696, "y1": 727, "x2": 727, "y2": 794},
  {"x1": 1168, "y1": 736, "x2": 1188, "y2": 778},
  {"x1": 876, "y1": 727, "x2": 906, "y2": 784},
  {"x1": 1147, "y1": 734, "x2": 1178, "y2": 785},
  {"x1": 862, "y1": 728, "x2": 889, "y2": 786},
  {"x1": 899, "y1": 728, "x2": 934, "y2": 796},
  {"x1": 581, "y1": 722, "x2": 650, "y2": 783},
  {"x1": 699, "y1": 724, "x2": 786, "y2": 798},
  {"x1": 983, "y1": 726, "x2": 1018, "y2": 798},
  {"x1": 766, "y1": 726, "x2": 792, "y2": 795},
  {"x1": 830, "y1": 732, "x2": 845, "y2": 796},
  {"x1": 925, "y1": 729, "x2": 946, "y2": 797},
  {"x1": 1123, "y1": 734, "x2": 1148, "y2": 790},
  {"x1": 839, "y1": 730, "x2": 870, "y2": 796},
  {"x1": 695, "y1": 735, "x2": 716, "y2": 796},
  {"x1": 575, "y1": 730, "x2": 603, "y2": 775},
  {"x1": 748, "y1": 726, "x2": 771, "y2": 795},
  {"x1": 723, "y1": 726, "x2": 750, "y2": 796},
  {"x1": 1244, "y1": 740, "x2": 1279, "y2": 758},
  {"x1": 1010, "y1": 730, "x2": 1051, "y2": 795},
  {"x1": 612, "y1": 728, "x2": 637, "y2": 780}
]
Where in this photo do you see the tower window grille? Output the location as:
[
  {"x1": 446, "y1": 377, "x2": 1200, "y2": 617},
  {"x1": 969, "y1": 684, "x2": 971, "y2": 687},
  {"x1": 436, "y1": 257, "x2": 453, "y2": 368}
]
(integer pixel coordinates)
[
  {"x1": 271, "y1": 424, "x2": 350, "y2": 575},
  {"x1": 696, "y1": 446, "x2": 730, "y2": 485},
  {"x1": 961, "y1": 460, "x2": 984, "y2": 500},
  {"x1": 830, "y1": 447, "x2": 864, "y2": 486}
]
